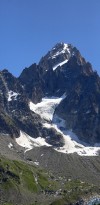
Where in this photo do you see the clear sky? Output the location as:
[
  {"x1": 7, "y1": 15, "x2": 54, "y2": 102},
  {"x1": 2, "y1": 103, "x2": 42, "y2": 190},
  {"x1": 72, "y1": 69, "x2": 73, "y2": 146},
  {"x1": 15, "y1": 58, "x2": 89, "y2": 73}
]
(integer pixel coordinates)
[{"x1": 0, "y1": 0, "x2": 100, "y2": 76}]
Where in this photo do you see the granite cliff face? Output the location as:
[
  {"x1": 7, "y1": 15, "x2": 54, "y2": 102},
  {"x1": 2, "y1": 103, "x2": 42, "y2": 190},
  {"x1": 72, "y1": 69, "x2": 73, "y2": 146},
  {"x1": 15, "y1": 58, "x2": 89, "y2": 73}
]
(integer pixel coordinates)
[{"x1": 0, "y1": 42, "x2": 100, "y2": 148}]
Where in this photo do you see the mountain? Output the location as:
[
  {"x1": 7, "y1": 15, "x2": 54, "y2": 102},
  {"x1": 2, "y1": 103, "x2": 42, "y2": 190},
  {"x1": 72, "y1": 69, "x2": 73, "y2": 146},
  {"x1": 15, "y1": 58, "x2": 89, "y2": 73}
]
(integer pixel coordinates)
[
  {"x1": 0, "y1": 42, "x2": 100, "y2": 205},
  {"x1": 19, "y1": 42, "x2": 100, "y2": 146},
  {"x1": 0, "y1": 43, "x2": 100, "y2": 148}
]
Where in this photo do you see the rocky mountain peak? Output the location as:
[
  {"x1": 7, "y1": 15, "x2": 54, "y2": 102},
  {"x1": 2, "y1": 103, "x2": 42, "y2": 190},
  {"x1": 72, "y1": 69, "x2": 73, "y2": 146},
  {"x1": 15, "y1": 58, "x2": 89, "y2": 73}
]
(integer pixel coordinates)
[
  {"x1": 39, "y1": 42, "x2": 86, "y2": 73},
  {"x1": 49, "y1": 42, "x2": 72, "y2": 58}
]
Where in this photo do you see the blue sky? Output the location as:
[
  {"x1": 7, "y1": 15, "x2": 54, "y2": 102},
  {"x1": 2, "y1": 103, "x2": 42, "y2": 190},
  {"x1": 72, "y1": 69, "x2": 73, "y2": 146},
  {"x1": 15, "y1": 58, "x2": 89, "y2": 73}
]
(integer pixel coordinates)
[{"x1": 0, "y1": 0, "x2": 100, "y2": 76}]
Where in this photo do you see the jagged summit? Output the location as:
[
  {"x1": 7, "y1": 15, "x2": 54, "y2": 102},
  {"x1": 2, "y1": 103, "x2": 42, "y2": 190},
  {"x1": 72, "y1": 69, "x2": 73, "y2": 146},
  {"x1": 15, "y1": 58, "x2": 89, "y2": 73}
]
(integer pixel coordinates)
[
  {"x1": 47, "y1": 42, "x2": 73, "y2": 70},
  {"x1": 39, "y1": 42, "x2": 86, "y2": 72},
  {"x1": 50, "y1": 42, "x2": 72, "y2": 55}
]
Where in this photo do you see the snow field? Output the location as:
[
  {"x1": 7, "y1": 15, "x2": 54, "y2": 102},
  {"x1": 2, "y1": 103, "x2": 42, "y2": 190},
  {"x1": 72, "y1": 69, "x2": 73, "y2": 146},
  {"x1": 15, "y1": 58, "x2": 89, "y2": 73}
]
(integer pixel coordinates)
[{"x1": 16, "y1": 94, "x2": 100, "y2": 156}]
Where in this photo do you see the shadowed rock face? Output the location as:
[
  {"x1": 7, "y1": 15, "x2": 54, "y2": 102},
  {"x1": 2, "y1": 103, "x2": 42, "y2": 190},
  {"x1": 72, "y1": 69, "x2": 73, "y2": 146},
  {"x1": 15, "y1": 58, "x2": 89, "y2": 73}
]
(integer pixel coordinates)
[
  {"x1": 19, "y1": 64, "x2": 43, "y2": 103},
  {"x1": 0, "y1": 42, "x2": 100, "y2": 145},
  {"x1": 0, "y1": 69, "x2": 42, "y2": 138},
  {"x1": 55, "y1": 71, "x2": 100, "y2": 144},
  {"x1": 0, "y1": 69, "x2": 64, "y2": 147}
]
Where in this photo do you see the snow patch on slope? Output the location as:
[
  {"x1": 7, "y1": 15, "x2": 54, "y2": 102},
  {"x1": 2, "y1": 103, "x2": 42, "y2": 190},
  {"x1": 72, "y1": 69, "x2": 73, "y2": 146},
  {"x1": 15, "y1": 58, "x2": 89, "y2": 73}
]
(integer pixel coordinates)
[
  {"x1": 16, "y1": 131, "x2": 51, "y2": 152},
  {"x1": 52, "y1": 115, "x2": 100, "y2": 156},
  {"x1": 8, "y1": 90, "x2": 19, "y2": 101},
  {"x1": 8, "y1": 142, "x2": 13, "y2": 149},
  {"x1": 43, "y1": 115, "x2": 100, "y2": 156},
  {"x1": 29, "y1": 93, "x2": 66, "y2": 121},
  {"x1": 51, "y1": 43, "x2": 70, "y2": 59},
  {"x1": 29, "y1": 94, "x2": 100, "y2": 156},
  {"x1": 53, "y1": 59, "x2": 68, "y2": 71}
]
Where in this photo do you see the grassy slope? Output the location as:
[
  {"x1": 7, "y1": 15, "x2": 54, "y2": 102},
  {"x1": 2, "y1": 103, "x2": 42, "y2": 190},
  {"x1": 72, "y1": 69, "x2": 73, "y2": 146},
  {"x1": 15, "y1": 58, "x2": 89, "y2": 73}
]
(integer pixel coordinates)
[
  {"x1": 0, "y1": 156, "x2": 51, "y2": 204},
  {"x1": 0, "y1": 155, "x2": 100, "y2": 205}
]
